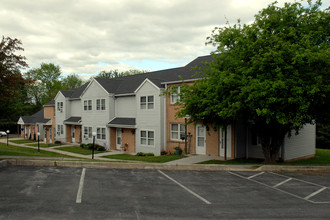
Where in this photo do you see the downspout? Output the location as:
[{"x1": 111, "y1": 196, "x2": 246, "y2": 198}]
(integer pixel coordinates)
[
  {"x1": 246, "y1": 126, "x2": 249, "y2": 159},
  {"x1": 224, "y1": 126, "x2": 227, "y2": 161}
]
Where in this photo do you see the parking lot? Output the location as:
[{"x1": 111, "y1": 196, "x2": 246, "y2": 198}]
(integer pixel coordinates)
[{"x1": 0, "y1": 166, "x2": 329, "y2": 219}]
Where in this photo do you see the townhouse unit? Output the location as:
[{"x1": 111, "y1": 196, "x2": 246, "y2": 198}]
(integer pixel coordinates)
[
  {"x1": 18, "y1": 99, "x2": 56, "y2": 143},
  {"x1": 18, "y1": 55, "x2": 316, "y2": 161}
]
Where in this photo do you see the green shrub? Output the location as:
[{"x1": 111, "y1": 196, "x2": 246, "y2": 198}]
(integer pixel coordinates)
[
  {"x1": 87, "y1": 143, "x2": 94, "y2": 149},
  {"x1": 80, "y1": 143, "x2": 86, "y2": 148},
  {"x1": 136, "y1": 152, "x2": 154, "y2": 156},
  {"x1": 96, "y1": 144, "x2": 106, "y2": 151}
]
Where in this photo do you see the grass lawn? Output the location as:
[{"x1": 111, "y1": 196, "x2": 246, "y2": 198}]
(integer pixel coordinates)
[
  {"x1": 56, "y1": 146, "x2": 106, "y2": 155},
  {"x1": 103, "y1": 154, "x2": 185, "y2": 163},
  {"x1": 10, "y1": 140, "x2": 36, "y2": 144},
  {"x1": 199, "y1": 149, "x2": 330, "y2": 165},
  {"x1": 0, "y1": 143, "x2": 75, "y2": 158},
  {"x1": 27, "y1": 143, "x2": 60, "y2": 148}
]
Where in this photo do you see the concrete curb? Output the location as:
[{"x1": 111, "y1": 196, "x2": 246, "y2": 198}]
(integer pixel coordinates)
[
  {"x1": 2, "y1": 159, "x2": 330, "y2": 172},
  {"x1": 256, "y1": 165, "x2": 330, "y2": 172}
]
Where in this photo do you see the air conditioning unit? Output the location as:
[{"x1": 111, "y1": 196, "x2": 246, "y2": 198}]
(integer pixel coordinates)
[
  {"x1": 57, "y1": 131, "x2": 61, "y2": 135},
  {"x1": 84, "y1": 134, "x2": 88, "y2": 139}
]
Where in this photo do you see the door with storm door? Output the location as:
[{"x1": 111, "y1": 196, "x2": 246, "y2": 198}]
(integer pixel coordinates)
[
  {"x1": 72, "y1": 126, "x2": 75, "y2": 143},
  {"x1": 196, "y1": 124, "x2": 206, "y2": 155},
  {"x1": 116, "y1": 128, "x2": 122, "y2": 150}
]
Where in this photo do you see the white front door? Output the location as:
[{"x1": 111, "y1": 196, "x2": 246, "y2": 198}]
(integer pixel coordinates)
[
  {"x1": 219, "y1": 126, "x2": 231, "y2": 158},
  {"x1": 44, "y1": 129, "x2": 47, "y2": 143},
  {"x1": 219, "y1": 128, "x2": 225, "y2": 157},
  {"x1": 116, "y1": 129, "x2": 122, "y2": 150},
  {"x1": 196, "y1": 125, "x2": 206, "y2": 155},
  {"x1": 49, "y1": 128, "x2": 53, "y2": 144},
  {"x1": 72, "y1": 125, "x2": 75, "y2": 143}
]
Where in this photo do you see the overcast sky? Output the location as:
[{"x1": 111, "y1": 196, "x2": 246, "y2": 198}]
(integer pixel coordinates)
[{"x1": 1, "y1": 0, "x2": 329, "y2": 80}]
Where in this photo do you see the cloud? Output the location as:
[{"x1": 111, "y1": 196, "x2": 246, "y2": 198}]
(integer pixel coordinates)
[{"x1": 1, "y1": 0, "x2": 328, "y2": 79}]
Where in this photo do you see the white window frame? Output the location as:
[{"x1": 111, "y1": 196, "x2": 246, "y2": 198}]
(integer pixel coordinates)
[
  {"x1": 170, "y1": 123, "x2": 185, "y2": 141},
  {"x1": 84, "y1": 100, "x2": 92, "y2": 111},
  {"x1": 140, "y1": 95, "x2": 154, "y2": 109},
  {"x1": 84, "y1": 127, "x2": 92, "y2": 138},
  {"x1": 140, "y1": 130, "x2": 155, "y2": 146},
  {"x1": 96, "y1": 99, "x2": 106, "y2": 110},
  {"x1": 57, "y1": 124, "x2": 64, "y2": 135},
  {"x1": 57, "y1": 102, "x2": 63, "y2": 112},
  {"x1": 97, "y1": 127, "x2": 106, "y2": 140},
  {"x1": 170, "y1": 86, "x2": 181, "y2": 104}
]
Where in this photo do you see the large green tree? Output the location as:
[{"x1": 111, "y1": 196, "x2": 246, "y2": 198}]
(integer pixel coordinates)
[
  {"x1": 95, "y1": 69, "x2": 148, "y2": 79},
  {"x1": 61, "y1": 73, "x2": 83, "y2": 90},
  {"x1": 178, "y1": 1, "x2": 329, "y2": 163},
  {"x1": 25, "y1": 63, "x2": 62, "y2": 108},
  {"x1": 0, "y1": 36, "x2": 31, "y2": 123}
]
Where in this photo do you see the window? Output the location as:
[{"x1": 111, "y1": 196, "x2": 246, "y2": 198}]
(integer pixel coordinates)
[
  {"x1": 84, "y1": 100, "x2": 92, "y2": 111},
  {"x1": 97, "y1": 127, "x2": 106, "y2": 139},
  {"x1": 140, "y1": 130, "x2": 154, "y2": 146},
  {"x1": 57, "y1": 102, "x2": 63, "y2": 112},
  {"x1": 170, "y1": 86, "x2": 181, "y2": 104},
  {"x1": 96, "y1": 99, "x2": 105, "y2": 110},
  {"x1": 140, "y1": 96, "x2": 154, "y2": 109},
  {"x1": 170, "y1": 123, "x2": 185, "y2": 141},
  {"x1": 84, "y1": 127, "x2": 92, "y2": 138},
  {"x1": 57, "y1": 125, "x2": 64, "y2": 135}
]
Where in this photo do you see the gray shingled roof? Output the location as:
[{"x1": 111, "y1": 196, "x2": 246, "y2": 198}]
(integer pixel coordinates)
[
  {"x1": 20, "y1": 109, "x2": 50, "y2": 124},
  {"x1": 95, "y1": 55, "x2": 213, "y2": 95},
  {"x1": 64, "y1": 117, "x2": 82, "y2": 124},
  {"x1": 44, "y1": 99, "x2": 55, "y2": 106},
  {"x1": 60, "y1": 83, "x2": 89, "y2": 98},
  {"x1": 108, "y1": 117, "x2": 136, "y2": 126}
]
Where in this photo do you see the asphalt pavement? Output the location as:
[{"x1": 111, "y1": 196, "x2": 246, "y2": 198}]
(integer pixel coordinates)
[{"x1": 0, "y1": 166, "x2": 329, "y2": 219}]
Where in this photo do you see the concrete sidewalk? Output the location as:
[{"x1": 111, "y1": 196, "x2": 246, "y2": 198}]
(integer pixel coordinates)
[
  {"x1": 1, "y1": 138, "x2": 330, "y2": 172},
  {"x1": 166, "y1": 155, "x2": 222, "y2": 165}
]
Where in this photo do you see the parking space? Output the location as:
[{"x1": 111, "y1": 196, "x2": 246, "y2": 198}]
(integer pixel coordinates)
[
  {"x1": 0, "y1": 166, "x2": 330, "y2": 219},
  {"x1": 229, "y1": 171, "x2": 330, "y2": 204}
]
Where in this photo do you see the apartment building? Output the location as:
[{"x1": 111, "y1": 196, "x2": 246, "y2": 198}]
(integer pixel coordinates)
[{"x1": 18, "y1": 55, "x2": 315, "y2": 160}]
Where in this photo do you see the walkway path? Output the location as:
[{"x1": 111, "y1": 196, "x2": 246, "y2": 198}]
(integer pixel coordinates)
[{"x1": 0, "y1": 138, "x2": 221, "y2": 164}]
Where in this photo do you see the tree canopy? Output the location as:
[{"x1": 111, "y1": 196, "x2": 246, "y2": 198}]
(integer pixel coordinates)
[
  {"x1": 25, "y1": 63, "x2": 84, "y2": 109},
  {"x1": 0, "y1": 36, "x2": 31, "y2": 123},
  {"x1": 177, "y1": 0, "x2": 329, "y2": 163},
  {"x1": 95, "y1": 69, "x2": 148, "y2": 79}
]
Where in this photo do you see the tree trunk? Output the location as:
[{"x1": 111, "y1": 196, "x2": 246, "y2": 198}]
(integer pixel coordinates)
[{"x1": 259, "y1": 123, "x2": 288, "y2": 164}]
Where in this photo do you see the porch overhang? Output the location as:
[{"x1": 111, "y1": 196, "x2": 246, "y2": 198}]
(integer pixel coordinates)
[
  {"x1": 107, "y1": 117, "x2": 136, "y2": 129},
  {"x1": 63, "y1": 117, "x2": 82, "y2": 125}
]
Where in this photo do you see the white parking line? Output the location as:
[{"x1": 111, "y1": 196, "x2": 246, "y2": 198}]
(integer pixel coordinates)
[
  {"x1": 247, "y1": 172, "x2": 265, "y2": 179},
  {"x1": 158, "y1": 170, "x2": 211, "y2": 205},
  {"x1": 76, "y1": 168, "x2": 86, "y2": 203},
  {"x1": 273, "y1": 178, "x2": 292, "y2": 188},
  {"x1": 228, "y1": 171, "x2": 330, "y2": 204},
  {"x1": 304, "y1": 187, "x2": 327, "y2": 200}
]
